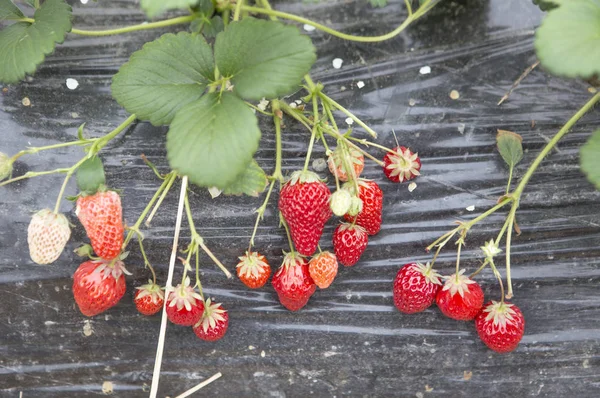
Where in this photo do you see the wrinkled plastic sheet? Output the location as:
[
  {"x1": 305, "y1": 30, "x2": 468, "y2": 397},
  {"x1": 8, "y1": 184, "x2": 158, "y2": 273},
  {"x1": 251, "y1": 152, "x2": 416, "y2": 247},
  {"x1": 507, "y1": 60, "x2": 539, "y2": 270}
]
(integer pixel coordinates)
[{"x1": 2, "y1": 0, "x2": 600, "y2": 397}]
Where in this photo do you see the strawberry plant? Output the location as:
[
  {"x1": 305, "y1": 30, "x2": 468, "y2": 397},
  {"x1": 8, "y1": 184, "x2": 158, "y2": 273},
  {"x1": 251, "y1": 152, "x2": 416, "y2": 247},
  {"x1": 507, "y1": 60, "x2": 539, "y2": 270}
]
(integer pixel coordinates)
[{"x1": 2, "y1": 0, "x2": 600, "y2": 394}]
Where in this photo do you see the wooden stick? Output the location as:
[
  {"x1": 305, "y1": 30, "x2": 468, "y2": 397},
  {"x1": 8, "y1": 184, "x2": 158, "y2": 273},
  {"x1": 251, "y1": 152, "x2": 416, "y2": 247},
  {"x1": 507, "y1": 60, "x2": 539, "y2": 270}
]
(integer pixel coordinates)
[
  {"x1": 149, "y1": 176, "x2": 188, "y2": 398},
  {"x1": 174, "y1": 372, "x2": 223, "y2": 398}
]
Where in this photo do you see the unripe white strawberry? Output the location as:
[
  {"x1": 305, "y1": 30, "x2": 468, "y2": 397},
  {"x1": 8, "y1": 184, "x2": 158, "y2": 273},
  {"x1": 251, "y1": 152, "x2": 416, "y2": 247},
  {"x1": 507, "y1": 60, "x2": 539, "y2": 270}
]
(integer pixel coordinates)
[
  {"x1": 0, "y1": 152, "x2": 13, "y2": 181},
  {"x1": 27, "y1": 209, "x2": 71, "y2": 264},
  {"x1": 347, "y1": 196, "x2": 363, "y2": 217},
  {"x1": 330, "y1": 189, "x2": 352, "y2": 216}
]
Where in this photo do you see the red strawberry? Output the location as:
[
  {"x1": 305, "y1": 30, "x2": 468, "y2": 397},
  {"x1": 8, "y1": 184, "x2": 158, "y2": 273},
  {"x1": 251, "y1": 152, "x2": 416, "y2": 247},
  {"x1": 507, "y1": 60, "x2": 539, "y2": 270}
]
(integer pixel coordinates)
[
  {"x1": 309, "y1": 251, "x2": 338, "y2": 289},
  {"x1": 328, "y1": 146, "x2": 364, "y2": 182},
  {"x1": 166, "y1": 277, "x2": 204, "y2": 326},
  {"x1": 333, "y1": 223, "x2": 368, "y2": 267},
  {"x1": 279, "y1": 171, "x2": 332, "y2": 256},
  {"x1": 272, "y1": 252, "x2": 316, "y2": 311},
  {"x1": 76, "y1": 190, "x2": 124, "y2": 260},
  {"x1": 27, "y1": 209, "x2": 71, "y2": 264},
  {"x1": 475, "y1": 301, "x2": 525, "y2": 353},
  {"x1": 393, "y1": 262, "x2": 443, "y2": 314},
  {"x1": 236, "y1": 251, "x2": 271, "y2": 289},
  {"x1": 193, "y1": 298, "x2": 229, "y2": 342},
  {"x1": 383, "y1": 146, "x2": 421, "y2": 183},
  {"x1": 278, "y1": 294, "x2": 311, "y2": 312},
  {"x1": 343, "y1": 179, "x2": 383, "y2": 235},
  {"x1": 72, "y1": 260, "x2": 129, "y2": 317},
  {"x1": 134, "y1": 281, "x2": 165, "y2": 316},
  {"x1": 436, "y1": 271, "x2": 484, "y2": 321}
]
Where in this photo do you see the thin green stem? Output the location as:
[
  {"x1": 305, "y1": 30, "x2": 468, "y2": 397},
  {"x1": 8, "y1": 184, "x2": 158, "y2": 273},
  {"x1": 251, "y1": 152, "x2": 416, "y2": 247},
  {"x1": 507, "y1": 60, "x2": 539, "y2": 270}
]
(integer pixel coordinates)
[
  {"x1": 489, "y1": 259, "x2": 505, "y2": 302},
  {"x1": 455, "y1": 240, "x2": 463, "y2": 275},
  {"x1": 513, "y1": 92, "x2": 600, "y2": 198},
  {"x1": 223, "y1": 9, "x2": 230, "y2": 27},
  {"x1": 184, "y1": 192, "x2": 232, "y2": 279},
  {"x1": 123, "y1": 171, "x2": 175, "y2": 249},
  {"x1": 91, "y1": 114, "x2": 137, "y2": 153},
  {"x1": 470, "y1": 259, "x2": 489, "y2": 278},
  {"x1": 0, "y1": 168, "x2": 68, "y2": 187},
  {"x1": 53, "y1": 155, "x2": 89, "y2": 213},
  {"x1": 506, "y1": 166, "x2": 514, "y2": 195},
  {"x1": 242, "y1": 4, "x2": 422, "y2": 43},
  {"x1": 504, "y1": 204, "x2": 518, "y2": 299},
  {"x1": 303, "y1": 95, "x2": 320, "y2": 172},
  {"x1": 257, "y1": 0, "x2": 278, "y2": 20},
  {"x1": 10, "y1": 139, "x2": 93, "y2": 163},
  {"x1": 280, "y1": 212, "x2": 295, "y2": 252},
  {"x1": 70, "y1": 16, "x2": 197, "y2": 37},
  {"x1": 404, "y1": 0, "x2": 413, "y2": 16},
  {"x1": 320, "y1": 93, "x2": 378, "y2": 138},
  {"x1": 145, "y1": 172, "x2": 178, "y2": 227},
  {"x1": 271, "y1": 100, "x2": 284, "y2": 182},
  {"x1": 195, "y1": 249, "x2": 204, "y2": 297},
  {"x1": 249, "y1": 179, "x2": 276, "y2": 251},
  {"x1": 245, "y1": 101, "x2": 273, "y2": 116},
  {"x1": 346, "y1": 136, "x2": 394, "y2": 153},
  {"x1": 138, "y1": 234, "x2": 157, "y2": 284},
  {"x1": 234, "y1": 0, "x2": 244, "y2": 21}
]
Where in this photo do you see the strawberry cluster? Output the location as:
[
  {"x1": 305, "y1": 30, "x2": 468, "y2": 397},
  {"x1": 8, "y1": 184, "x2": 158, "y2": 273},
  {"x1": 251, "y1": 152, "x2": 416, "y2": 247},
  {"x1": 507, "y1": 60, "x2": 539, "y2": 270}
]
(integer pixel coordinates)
[
  {"x1": 393, "y1": 263, "x2": 525, "y2": 353},
  {"x1": 237, "y1": 144, "x2": 421, "y2": 312}
]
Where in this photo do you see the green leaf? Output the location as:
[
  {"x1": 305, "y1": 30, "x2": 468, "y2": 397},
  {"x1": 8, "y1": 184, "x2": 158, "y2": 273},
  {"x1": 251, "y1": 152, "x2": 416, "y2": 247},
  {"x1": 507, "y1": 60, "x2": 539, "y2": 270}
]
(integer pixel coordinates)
[
  {"x1": 0, "y1": 0, "x2": 72, "y2": 84},
  {"x1": 140, "y1": 0, "x2": 198, "y2": 19},
  {"x1": 111, "y1": 32, "x2": 214, "y2": 126},
  {"x1": 214, "y1": 18, "x2": 316, "y2": 100},
  {"x1": 167, "y1": 92, "x2": 261, "y2": 188},
  {"x1": 189, "y1": 15, "x2": 224, "y2": 38},
  {"x1": 532, "y1": 0, "x2": 561, "y2": 11},
  {"x1": 580, "y1": 129, "x2": 600, "y2": 190},
  {"x1": 193, "y1": 0, "x2": 214, "y2": 15},
  {"x1": 368, "y1": 0, "x2": 387, "y2": 7},
  {"x1": 203, "y1": 15, "x2": 224, "y2": 38},
  {"x1": 77, "y1": 156, "x2": 106, "y2": 194},
  {"x1": 1, "y1": 0, "x2": 25, "y2": 20},
  {"x1": 77, "y1": 122, "x2": 86, "y2": 140},
  {"x1": 222, "y1": 160, "x2": 268, "y2": 196},
  {"x1": 496, "y1": 129, "x2": 523, "y2": 169},
  {"x1": 535, "y1": 0, "x2": 600, "y2": 79}
]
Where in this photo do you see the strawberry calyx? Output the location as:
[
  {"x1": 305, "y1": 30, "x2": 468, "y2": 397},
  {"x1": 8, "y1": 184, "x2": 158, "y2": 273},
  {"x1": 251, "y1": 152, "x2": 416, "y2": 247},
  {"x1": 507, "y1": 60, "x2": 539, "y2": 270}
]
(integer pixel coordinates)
[
  {"x1": 442, "y1": 269, "x2": 477, "y2": 297},
  {"x1": 281, "y1": 251, "x2": 304, "y2": 271},
  {"x1": 286, "y1": 170, "x2": 323, "y2": 185},
  {"x1": 193, "y1": 298, "x2": 227, "y2": 334},
  {"x1": 92, "y1": 259, "x2": 131, "y2": 280},
  {"x1": 135, "y1": 280, "x2": 165, "y2": 305},
  {"x1": 384, "y1": 146, "x2": 421, "y2": 182},
  {"x1": 237, "y1": 251, "x2": 269, "y2": 279},
  {"x1": 168, "y1": 276, "x2": 203, "y2": 312},
  {"x1": 336, "y1": 222, "x2": 366, "y2": 234},
  {"x1": 414, "y1": 262, "x2": 443, "y2": 286},
  {"x1": 480, "y1": 300, "x2": 519, "y2": 332}
]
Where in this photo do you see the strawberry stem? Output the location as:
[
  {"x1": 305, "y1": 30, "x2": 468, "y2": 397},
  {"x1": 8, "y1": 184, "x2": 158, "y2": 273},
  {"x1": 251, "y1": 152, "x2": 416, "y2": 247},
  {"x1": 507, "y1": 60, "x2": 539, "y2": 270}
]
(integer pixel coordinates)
[
  {"x1": 345, "y1": 136, "x2": 395, "y2": 154},
  {"x1": 245, "y1": 101, "x2": 273, "y2": 116},
  {"x1": 488, "y1": 259, "x2": 505, "y2": 303},
  {"x1": 469, "y1": 258, "x2": 489, "y2": 278},
  {"x1": 455, "y1": 239, "x2": 463, "y2": 277},
  {"x1": 195, "y1": 249, "x2": 204, "y2": 299},
  {"x1": 184, "y1": 192, "x2": 232, "y2": 279},
  {"x1": 123, "y1": 171, "x2": 176, "y2": 249},
  {"x1": 242, "y1": 0, "x2": 439, "y2": 43},
  {"x1": 319, "y1": 93, "x2": 377, "y2": 138},
  {"x1": 145, "y1": 172, "x2": 178, "y2": 227},
  {"x1": 302, "y1": 91, "x2": 321, "y2": 173},
  {"x1": 137, "y1": 234, "x2": 157, "y2": 285},
  {"x1": 271, "y1": 100, "x2": 284, "y2": 183},
  {"x1": 233, "y1": 0, "x2": 244, "y2": 21},
  {"x1": 249, "y1": 179, "x2": 276, "y2": 252},
  {"x1": 52, "y1": 155, "x2": 89, "y2": 214},
  {"x1": 279, "y1": 212, "x2": 295, "y2": 253},
  {"x1": 504, "y1": 205, "x2": 518, "y2": 299}
]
